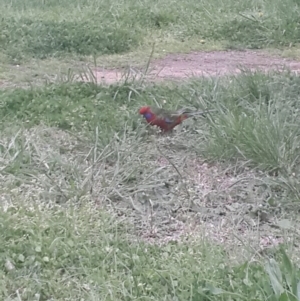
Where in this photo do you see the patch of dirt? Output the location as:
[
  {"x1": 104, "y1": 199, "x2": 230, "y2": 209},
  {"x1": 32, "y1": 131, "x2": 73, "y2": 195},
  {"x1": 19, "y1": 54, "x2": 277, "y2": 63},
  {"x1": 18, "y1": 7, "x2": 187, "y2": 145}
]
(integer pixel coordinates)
[
  {"x1": 103, "y1": 134, "x2": 290, "y2": 255},
  {"x1": 93, "y1": 50, "x2": 300, "y2": 84}
]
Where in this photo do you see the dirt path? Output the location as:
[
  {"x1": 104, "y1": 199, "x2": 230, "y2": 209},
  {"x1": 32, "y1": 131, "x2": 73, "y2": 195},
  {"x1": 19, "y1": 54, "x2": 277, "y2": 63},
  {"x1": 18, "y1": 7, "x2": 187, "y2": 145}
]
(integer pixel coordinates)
[{"x1": 93, "y1": 50, "x2": 300, "y2": 84}]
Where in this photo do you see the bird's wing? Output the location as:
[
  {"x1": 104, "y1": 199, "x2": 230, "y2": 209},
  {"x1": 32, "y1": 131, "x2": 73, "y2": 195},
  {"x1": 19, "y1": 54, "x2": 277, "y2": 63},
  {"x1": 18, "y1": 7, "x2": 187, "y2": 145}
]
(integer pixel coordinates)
[
  {"x1": 150, "y1": 107, "x2": 178, "y2": 123},
  {"x1": 163, "y1": 116, "x2": 175, "y2": 124},
  {"x1": 150, "y1": 106, "x2": 216, "y2": 121}
]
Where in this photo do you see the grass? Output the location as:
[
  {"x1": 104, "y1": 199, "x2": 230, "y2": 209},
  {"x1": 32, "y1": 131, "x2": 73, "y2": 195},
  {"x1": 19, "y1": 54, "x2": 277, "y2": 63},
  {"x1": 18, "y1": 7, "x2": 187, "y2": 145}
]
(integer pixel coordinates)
[
  {"x1": 2, "y1": 201, "x2": 298, "y2": 301},
  {"x1": 1, "y1": 0, "x2": 300, "y2": 85},
  {"x1": 0, "y1": 0, "x2": 300, "y2": 69},
  {"x1": 2, "y1": 0, "x2": 300, "y2": 299},
  {"x1": 2, "y1": 70, "x2": 300, "y2": 299},
  {"x1": 2, "y1": 70, "x2": 300, "y2": 177},
  {"x1": 1, "y1": 0, "x2": 300, "y2": 60}
]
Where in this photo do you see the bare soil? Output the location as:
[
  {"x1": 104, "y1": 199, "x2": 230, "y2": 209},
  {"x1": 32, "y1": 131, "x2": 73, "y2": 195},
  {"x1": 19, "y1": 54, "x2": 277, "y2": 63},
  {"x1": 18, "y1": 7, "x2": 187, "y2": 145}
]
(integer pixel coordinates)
[{"x1": 93, "y1": 50, "x2": 300, "y2": 84}]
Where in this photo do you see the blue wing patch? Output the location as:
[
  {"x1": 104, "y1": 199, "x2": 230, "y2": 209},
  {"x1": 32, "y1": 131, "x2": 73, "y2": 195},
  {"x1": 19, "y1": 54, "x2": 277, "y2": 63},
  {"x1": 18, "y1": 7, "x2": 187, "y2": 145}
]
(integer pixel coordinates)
[{"x1": 164, "y1": 117, "x2": 173, "y2": 124}]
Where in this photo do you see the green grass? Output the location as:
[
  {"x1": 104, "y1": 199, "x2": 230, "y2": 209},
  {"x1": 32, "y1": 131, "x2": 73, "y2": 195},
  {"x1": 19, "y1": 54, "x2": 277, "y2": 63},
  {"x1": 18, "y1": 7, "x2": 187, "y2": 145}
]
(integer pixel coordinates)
[
  {"x1": 2, "y1": 70, "x2": 300, "y2": 299},
  {"x1": 2, "y1": 0, "x2": 300, "y2": 299},
  {"x1": 1, "y1": 0, "x2": 300, "y2": 85},
  {"x1": 2, "y1": 70, "x2": 300, "y2": 201},
  {"x1": 1, "y1": 70, "x2": 300, "y2": 174},
  {"x1": 2, "y1": 201, "x2": 299, "y2": 301},
  {"x1": 0, "y1": 0, "x2": 300, "y2": 65}
]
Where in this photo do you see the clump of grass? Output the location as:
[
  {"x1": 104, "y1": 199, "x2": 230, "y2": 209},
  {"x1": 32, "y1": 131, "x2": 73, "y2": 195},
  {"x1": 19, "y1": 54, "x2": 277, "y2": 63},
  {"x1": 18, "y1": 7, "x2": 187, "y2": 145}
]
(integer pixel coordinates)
[
  {"x1": 0, "y1": 18, "x2": 141, "y2": 63},
  {"x1": 195, "y1": 71, "x2": 300, "y2": 175},
  {"x1": 0, "y1": 81, "x2": 142, "y2": 132}
]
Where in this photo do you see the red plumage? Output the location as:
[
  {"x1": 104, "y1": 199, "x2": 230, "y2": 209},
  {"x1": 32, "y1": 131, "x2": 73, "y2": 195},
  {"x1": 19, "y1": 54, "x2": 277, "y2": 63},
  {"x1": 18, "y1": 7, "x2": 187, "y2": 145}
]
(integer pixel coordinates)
[{"x1": 139, "y1": 105, "x2": 213, "y2": 132}]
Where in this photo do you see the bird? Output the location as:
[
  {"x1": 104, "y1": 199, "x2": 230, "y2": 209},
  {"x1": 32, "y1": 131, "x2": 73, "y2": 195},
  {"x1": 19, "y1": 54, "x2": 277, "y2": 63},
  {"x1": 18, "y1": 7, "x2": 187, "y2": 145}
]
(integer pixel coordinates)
[{"x1": 139, "y1": 105, "x2": 215, "y2": 132}]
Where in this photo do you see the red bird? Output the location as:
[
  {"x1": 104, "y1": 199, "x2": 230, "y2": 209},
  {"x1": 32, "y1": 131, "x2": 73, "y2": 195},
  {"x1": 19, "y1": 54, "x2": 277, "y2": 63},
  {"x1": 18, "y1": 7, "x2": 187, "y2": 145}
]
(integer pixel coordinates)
[{"x1": 139, "y1": 106, "x2": 214, "y2": 132}]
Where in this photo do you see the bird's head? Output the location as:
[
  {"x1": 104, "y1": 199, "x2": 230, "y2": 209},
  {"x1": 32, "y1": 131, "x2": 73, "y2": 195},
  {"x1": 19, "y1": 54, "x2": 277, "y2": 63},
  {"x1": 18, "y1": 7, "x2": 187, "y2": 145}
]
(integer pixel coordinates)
[
  {"x1": 139, "y1": 106, "x2": 154, "y2": 121},
  {"x1": 139, "y1": 106, "x2": 151, "y2": 115}
]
